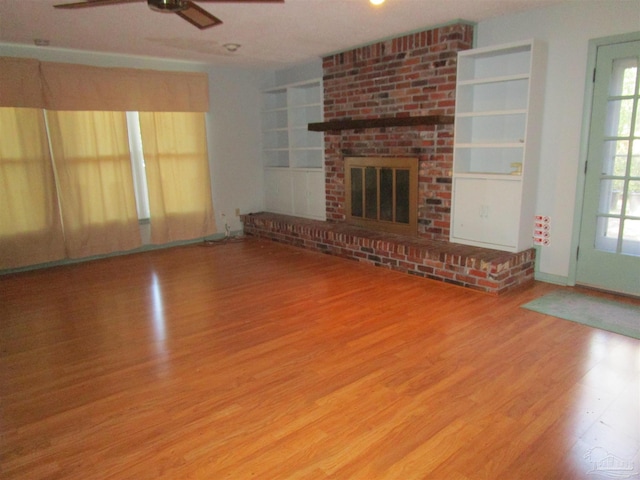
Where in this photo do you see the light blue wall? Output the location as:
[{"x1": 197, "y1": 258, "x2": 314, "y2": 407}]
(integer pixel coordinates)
[{"x1": 476, "y1": 0, "x2": 640, "y2": 284}]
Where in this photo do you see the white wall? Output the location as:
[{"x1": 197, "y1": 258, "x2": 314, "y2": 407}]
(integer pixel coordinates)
[
  {"x1": 207, "y1": 66, "x2": 264, "y2": 233},
  {"x1": 0, "y1": 43, "x2": 266, "y2": 235},
  {"x1": 476, "y1": 0, "x2": 640, "y2": 284}
]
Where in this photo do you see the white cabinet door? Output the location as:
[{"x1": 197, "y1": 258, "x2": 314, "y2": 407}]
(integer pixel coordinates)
[
  {"x1": 292, "y1": 170, "x2": 326, "y2": 220},
  {"x1": 306, "y1": 170, "x2": 326, "y2": 219},
  {"x1": 452, "y1": 178, "x2": 521, "y2": 249},
  {"x1": 264, "y1": 169, "x2": 292, "y2": 214},
  {"x1": 452, "y1": 179, "x2": 485, "y2": 242},
  {"x1": 292, "y1": 170, "x2": 307, "y2": 217}
]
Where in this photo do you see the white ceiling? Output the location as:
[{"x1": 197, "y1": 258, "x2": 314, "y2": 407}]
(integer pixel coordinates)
[{"x1": 0, "y1": 0, "x2": 568, "y2": 68}]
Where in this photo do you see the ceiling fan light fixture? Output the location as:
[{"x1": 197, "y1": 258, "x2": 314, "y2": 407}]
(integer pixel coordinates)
[{"x1": 147, "y1": 0, "x2": 188, "y2": 13}]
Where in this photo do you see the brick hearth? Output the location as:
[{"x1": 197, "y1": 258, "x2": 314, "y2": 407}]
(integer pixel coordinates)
[{"x1": 242, "y1": 213, "x2": 535, "y2": 295}]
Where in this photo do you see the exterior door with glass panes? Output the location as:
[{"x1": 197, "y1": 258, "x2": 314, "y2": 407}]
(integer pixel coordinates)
[{"x1": 577, "y1": 39, "x2": 640, "y2": 296}]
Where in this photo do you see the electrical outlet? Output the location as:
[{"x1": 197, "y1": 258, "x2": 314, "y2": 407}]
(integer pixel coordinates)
[{"x1": 235, "y1": 208, "x2": 240, "y2": 217}]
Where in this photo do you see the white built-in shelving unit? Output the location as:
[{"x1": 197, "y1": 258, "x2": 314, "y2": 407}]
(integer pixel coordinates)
[
  {"x1": 450, "y1": 39, "x2": 546, "y2": 252},
  {"x1": 262, "y1": 79, "x2": 325, "y2": 220}
]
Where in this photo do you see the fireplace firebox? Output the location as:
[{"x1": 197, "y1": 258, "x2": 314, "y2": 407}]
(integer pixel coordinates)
[{"x1": 345, "y1": 157, "x2": 418, "y2": 236}]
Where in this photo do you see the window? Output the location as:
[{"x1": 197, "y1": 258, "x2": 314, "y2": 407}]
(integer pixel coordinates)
[
  {"x1": 126, "y1": 112, "x2": 151, "y2": 221},
  {"x1": 0, "y1": 107, "x2": 215, "y2": 269},
  {"x1": 0, "y1": 57, "x2": 214, "y2": 270}
]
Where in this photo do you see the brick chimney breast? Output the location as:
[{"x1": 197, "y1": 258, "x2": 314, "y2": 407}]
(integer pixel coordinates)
[{"x1": 322, "y1": 23, "x2": 474, "y2": 241}]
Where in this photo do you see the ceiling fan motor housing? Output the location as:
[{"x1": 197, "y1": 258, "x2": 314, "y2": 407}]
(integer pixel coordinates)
[{"x1": 147, "y1": 0, "x2": 188, "y2": 13}]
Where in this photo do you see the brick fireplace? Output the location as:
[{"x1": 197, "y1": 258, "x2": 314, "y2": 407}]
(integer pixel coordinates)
[
  {"x1": 243, "y1": 22, "x2": 536, "y2": 294},
  {"x1": 322, "y1": 22, "x2": 474, "y2": 240}
]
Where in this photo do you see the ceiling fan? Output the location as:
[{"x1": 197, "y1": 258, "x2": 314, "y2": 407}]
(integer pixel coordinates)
[{"x1": 53, "y1": 0, "x2": 284, "y2": 30}]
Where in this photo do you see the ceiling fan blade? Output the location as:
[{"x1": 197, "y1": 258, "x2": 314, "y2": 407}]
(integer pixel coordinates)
[
  {"x1": 195, "y1": 1, "x2": 284, "y2": 3},
  {"x1": 54, "y1": 0, "x2": 141, "y2": 8},
  {"x1": 176, "y1": 1, "x2": 223, "y2": 29}
]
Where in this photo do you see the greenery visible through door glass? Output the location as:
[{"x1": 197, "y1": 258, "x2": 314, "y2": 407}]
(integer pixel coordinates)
[
  {"x1": 599, "y1": 179, "x2": 625, "y2": 215},
  {"x1": 628, "y1": 180, "x2": 640, "y2": 216},
  {"x1": 609, "y1": 60, "x2": 637, "y2": 96},
  {"x1": 602, "y1": 140, "x2": 628, "y2": 175},
  {"x1": 606, "y1": 99, "x2": 634, "y2": 137},
  {"x1": 631, "y1": 139, "x2": 640, "y2": 176}
]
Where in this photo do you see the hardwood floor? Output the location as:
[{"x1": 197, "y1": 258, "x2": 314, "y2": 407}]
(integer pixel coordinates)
[{"x1": 1, "y1": 238, "x2": 638, "y2": 479}]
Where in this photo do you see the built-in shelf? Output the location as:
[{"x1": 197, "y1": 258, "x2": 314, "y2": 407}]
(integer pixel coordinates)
[
  {"x1": 262, "y1": 79, "x2": 326, "y2": 220},
  {"x1": 307, "y1": 115, "x2": 454, "y2": 132},
  {"x1": 457, "y1": 73, "x2": 530, "y2": 86},
  {"x1": 454, "y1": 172, "x2": 523, "y2": 180},
  {"x1": 451, "y1": 39, "x2": 545, "y2": 253}
]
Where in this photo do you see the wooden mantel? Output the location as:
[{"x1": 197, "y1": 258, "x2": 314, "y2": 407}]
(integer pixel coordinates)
[{"x1": 307, "y1": 115, "x2": 454, "y2": 132}]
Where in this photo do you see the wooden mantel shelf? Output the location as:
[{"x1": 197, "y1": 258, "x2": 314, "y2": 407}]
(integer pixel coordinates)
[{"x1": 307, "y1": 115, "x2": 454, "y2": 132}]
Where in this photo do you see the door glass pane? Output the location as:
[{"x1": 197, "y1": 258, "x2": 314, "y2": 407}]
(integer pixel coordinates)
[
  {"x1": 379, "y1": 168, "x2": 393, "y2": 222},
  {"x1": 595, "y1": 216, "x2": 619, "y2": 252},
  {"x1": 621, "y1": 219, "x2": 640, "y2": 255},
  {"x1": 350, "y1": 168, "x2": 363, "y2": 218},
  {"x1": 596, "y1": 56, "x2": 640, "y2": 256},
  {"x1": 632, "y1": 139, "x2": 640, "y2": 177},
  {"x1": 626, "y1": 180, "x2": 640, "y2": 216},
  {"x1": 605, "y1": 99, "x2": 634, "y2": 137},
  {"x1": 609, "y1": 57, "x2": 637, "y2": 96},
  {"x1": 396, "y1": 169, "x2": 410, "y2": 224},
  {"x1": 599, "y1": 179, "x2": 625, "y2": 215},
  {"x1": 602, "y1": 140, "x2": 628, "y2": 175},
  {"x1": 365, "y1": 167, "x2": 377, "y2": 219},
  {"x1": 614, "y1": 57, "x2": 640, "y2": 256}
]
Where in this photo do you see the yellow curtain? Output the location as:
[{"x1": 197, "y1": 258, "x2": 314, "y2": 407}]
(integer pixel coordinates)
[
  {"x1": 46, "y1": 111, "x2": 142, "y2": 258},
  {"x1": 0, "y1": 108, "x2": 65, "y2": 269},
  {"x1": 138, "y1": 112, "x2": 215, "y2": 244}
]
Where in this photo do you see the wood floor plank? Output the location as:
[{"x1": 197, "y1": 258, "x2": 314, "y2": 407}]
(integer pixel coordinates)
[{"x1": 1, "y1": 238, "x2": 639, "y2": 479}]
